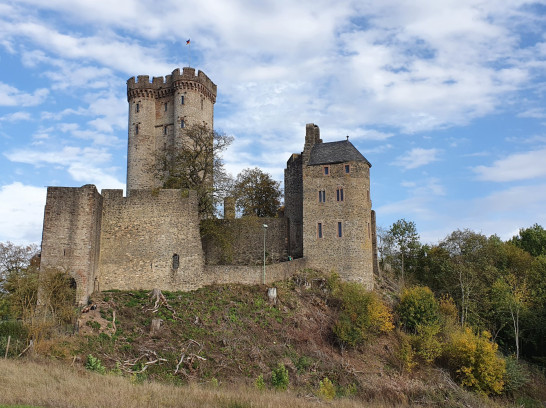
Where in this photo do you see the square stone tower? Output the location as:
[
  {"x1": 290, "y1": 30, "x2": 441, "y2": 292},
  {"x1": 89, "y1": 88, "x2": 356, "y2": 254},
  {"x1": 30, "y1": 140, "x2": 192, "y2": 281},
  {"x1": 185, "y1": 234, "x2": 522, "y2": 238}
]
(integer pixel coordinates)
[{"x1": 285, "y1": 124, "x2": 375, "y2": 289}]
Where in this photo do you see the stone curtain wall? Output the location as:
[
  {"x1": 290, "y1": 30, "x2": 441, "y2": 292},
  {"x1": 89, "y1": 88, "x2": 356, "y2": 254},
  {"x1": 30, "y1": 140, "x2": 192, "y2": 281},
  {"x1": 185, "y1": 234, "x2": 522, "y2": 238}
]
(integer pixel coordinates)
[
  {"x1": 98, "y1": 189, "x2": 204, "y2": 292},
  {"x1": 202, "y1": 217, "x2": 289, "y2": 265},
  {"x1": 302, "y1": 161, "x2": 374, "y2": 289},
  {"x1": 204, "y1": 258, "x2": 306, "y2": 285},
  {"x1": 39, "y1": 185, "x2": 103, "y2": 305}
]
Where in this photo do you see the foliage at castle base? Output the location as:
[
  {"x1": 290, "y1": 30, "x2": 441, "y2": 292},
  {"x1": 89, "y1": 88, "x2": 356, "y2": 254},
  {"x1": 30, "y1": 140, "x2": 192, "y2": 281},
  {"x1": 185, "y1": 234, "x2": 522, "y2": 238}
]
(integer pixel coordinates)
[
  {"x1": 382, "y1": 221, "x2": 546, "y2": 379},
  {"x1": 153, "y1": 124, "x2": 234, "y2": 218},
  {"x1": 232, "y1": 167, "x2": 282, "y2": 218}
]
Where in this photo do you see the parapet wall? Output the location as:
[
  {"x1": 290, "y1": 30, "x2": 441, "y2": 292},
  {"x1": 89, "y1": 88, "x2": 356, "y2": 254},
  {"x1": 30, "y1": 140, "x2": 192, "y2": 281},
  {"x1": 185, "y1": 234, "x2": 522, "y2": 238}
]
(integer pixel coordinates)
[
  {"x1": 98, "y1": 188, "x2": 204, "y2": 292},
  {"x1": 127, "y1": 67, "x2": 217, "y2": 103},
  {"x1": 202, "y1": 217, "x2": 289, "y2": 265}
]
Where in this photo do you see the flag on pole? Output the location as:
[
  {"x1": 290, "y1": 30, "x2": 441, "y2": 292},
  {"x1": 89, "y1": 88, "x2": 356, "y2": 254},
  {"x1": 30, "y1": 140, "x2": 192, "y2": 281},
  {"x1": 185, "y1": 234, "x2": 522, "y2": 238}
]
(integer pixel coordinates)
[{"x1": 186, "y1": 39, "x2": 190, "y2": 45}]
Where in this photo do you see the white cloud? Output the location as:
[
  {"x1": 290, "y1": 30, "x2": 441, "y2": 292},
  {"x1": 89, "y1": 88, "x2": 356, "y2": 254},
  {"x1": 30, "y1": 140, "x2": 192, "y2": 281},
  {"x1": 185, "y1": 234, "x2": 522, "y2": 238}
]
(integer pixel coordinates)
[
  {"x1": 0, "y1": 182, "x2": 46, "y2": 244},
  {"x1": 0, "y1": 111, "x2": 31, "y2": 122},
  {"x1": 0, "y1": 82, "x2": 48, "y2": 107},
  {"x1": 5, "y1": 146, "x2": 125, "y2": 191},
  {"x1": 474, "y1": 148, "x2": 546, "y2": 182},
  {"x1": 392, "y1": 147, "x2": 441, "y2": 169}
]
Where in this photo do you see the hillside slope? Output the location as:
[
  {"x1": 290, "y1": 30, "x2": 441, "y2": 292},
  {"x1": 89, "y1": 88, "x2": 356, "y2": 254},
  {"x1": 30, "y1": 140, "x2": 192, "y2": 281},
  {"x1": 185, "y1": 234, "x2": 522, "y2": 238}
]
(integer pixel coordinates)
[{"x1": 53, "y1": 272, "x2": 512, "y2": 407}]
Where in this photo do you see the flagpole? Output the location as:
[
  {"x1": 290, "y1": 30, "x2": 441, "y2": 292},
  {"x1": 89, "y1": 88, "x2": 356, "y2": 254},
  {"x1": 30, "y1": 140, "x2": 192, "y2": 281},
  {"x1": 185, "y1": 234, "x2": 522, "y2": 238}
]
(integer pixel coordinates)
[{"x1": 186, "y1": 39, "x2": 191, "y2": 67}]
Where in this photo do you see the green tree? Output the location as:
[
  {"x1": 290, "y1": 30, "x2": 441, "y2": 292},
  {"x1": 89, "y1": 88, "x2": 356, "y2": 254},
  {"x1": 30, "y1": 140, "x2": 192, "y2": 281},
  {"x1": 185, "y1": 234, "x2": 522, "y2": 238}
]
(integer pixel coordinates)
[
  {"x1": 383, "y1": 219, "x2": 420, "y2": 286},
  {"x1": 510, "y1": 223, "x2": 546, "y2": 257},
  {"x1": 232, "y1": 167, "x2": 282, "y2": 217},
  {"x1": 153, "y1": 124, "x2": 234, "y2": 218},
  {"x1": 397, "y1": 286, "x2": 439, "y2": 333},
  {"x1": 333, "y1": 282, "x2": 393, "y2": 347}
]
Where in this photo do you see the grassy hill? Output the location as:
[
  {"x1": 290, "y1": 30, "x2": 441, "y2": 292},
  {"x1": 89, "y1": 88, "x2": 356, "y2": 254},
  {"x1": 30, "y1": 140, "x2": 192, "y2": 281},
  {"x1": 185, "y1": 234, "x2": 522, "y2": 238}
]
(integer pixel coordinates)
[{"x1": 1, "y1": 271, "x2": 545, "y2": 407}]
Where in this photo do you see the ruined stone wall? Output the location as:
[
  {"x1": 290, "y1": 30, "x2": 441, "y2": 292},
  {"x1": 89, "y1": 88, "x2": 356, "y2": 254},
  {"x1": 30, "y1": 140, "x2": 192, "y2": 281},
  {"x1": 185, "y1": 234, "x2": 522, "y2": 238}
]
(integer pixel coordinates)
[
  {"x1": 202, "y1": 217, "x2": 288, "y2": 265},
  {"x1": 98, "y1": 189, "x2": 204, "y2": 292},
  {"x1": 39, "y1": 185, "x2": 103, "y2": 305},
  {"x1": 302, "y1": 161, "x2": 374, "y2": 289},
  {"x1": 126, "y1": 68, "x2": 216, "y2": 193},
  {"x1": 284, "y1": 154, "x2": 303, "y2": 258},
  {"x1": 203, "y1": 258, "x2": 306, "y2": 286}
]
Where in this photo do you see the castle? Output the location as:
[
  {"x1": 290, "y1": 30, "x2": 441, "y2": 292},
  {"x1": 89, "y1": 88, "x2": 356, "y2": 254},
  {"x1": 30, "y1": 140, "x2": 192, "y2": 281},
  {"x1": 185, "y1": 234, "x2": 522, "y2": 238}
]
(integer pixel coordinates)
[{"x1": 39, "y1": 68, "x2": 377, "y2": 305}]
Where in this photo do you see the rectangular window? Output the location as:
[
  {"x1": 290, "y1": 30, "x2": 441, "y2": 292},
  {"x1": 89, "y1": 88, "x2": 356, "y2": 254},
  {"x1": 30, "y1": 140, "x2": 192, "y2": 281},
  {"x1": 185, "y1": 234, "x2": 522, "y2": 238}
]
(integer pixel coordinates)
[
  {"x1": 181, "y1": 95, "x2": 185, "y2": 105},
  {"x1": 345, "y1": 164, "x2": 350, "y2": 173},
  {"x1": 181, "y1": 119, "x2": 185, "y2": 128},
  {"x1": 318, "y1": 223, "x2": 323, "y2": 239},
  {"x1": 336, "y1": 188, "x2": 344, "y2": 202},
  {"x1": 338, "y1": 222, "x2": 342, "y2": 238},
  {"x1": 318, "y1": 190, "x2": 325, "y2": 203},
  {"x1": 136, "y1": 103, "x2": 140, "y2": 113},
  {"x1": 164, "y1": 102, "x2": 168, "y2": 112},
  {"x1": 135, "y1": 124, "x2": 139, "y2": 135},
  {"x1": 324, "y1": 166, "x2": 329, "y2": 175},
  {"x1": 164, "y1": 126, "x2": 167, "y2": 135}
]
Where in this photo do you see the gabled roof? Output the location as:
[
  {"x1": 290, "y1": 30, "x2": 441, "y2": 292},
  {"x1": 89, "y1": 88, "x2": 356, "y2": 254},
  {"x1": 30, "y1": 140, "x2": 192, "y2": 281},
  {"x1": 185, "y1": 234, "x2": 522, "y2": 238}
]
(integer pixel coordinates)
[{"x1": 308, "y1": 140, "x2": 371, "y2": 167}]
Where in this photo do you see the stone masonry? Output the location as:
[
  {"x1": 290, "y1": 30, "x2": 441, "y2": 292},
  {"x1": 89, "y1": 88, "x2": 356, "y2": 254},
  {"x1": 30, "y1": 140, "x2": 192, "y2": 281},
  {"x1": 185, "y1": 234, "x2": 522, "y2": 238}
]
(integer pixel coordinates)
[{"x1": 39, "y1": 67, "x2": 377, "y2": 305}]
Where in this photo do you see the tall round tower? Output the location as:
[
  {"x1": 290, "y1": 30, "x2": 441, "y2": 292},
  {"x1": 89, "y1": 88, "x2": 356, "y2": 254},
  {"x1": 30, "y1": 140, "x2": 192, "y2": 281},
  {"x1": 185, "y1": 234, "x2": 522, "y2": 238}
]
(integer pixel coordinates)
[{"x1": 126, "y1": 67, "x2": 217, "y2": 194}]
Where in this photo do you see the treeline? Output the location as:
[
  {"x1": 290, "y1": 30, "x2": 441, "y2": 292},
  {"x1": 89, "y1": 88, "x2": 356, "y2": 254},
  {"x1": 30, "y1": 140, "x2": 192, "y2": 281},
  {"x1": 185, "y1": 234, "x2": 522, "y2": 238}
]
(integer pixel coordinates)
[{"x1": 379, "y1": 221, "x2": 546, "y2": 367}]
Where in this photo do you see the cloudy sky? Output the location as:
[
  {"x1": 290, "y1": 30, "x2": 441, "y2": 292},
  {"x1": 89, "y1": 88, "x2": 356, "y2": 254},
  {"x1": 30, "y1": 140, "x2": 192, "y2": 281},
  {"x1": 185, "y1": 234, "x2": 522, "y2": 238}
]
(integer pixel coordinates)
[{"x1": 1, "y1": 0, "x2": 545, "y2": 245}]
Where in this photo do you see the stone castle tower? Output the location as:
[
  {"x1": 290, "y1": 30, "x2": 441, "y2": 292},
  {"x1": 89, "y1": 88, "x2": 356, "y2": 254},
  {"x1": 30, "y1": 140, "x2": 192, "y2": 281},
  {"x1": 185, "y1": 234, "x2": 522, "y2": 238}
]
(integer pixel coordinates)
[
  {"x1": 126, "y1": 67, "x2": 217, "y2": 192},
  {"x1": 285, "y1": 124, "x2": 376, "y2": 289}
]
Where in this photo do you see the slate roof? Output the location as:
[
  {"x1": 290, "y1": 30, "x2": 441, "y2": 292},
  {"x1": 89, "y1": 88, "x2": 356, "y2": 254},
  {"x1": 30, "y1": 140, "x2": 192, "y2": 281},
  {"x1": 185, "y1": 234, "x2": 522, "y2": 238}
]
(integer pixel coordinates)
[{"x1": 308, "y1": 140, "x2": 371, "y2": 167}]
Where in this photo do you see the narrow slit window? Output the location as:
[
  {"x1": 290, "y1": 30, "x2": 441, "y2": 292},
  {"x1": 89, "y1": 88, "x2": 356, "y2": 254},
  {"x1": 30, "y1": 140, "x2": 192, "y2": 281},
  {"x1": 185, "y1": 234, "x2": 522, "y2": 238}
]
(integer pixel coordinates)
[
  {"x1": 318, "y1": 223, "x2": 323, "y2": 239},
  {"x1": 172, "y1": 254, "x2": 179, "y2": 270},
  {"x1": 345, "y1": 164, "x2": 350, "y2": 173},
  {"x1": 338, "y1": 222, "x2": 342, "y2": 238},
  {"x1": 181, "y1": 95, "x2": 185, "y2": 105},
  {"x1": 136, "y1": 103, "x2": 140, "y2": 113},
  {"x1": 336, "y1": 188, "x2": 344, "y2": 202},
  {"x1": 164, "y1": 102, "x2": 168, "y2": 112},
  {"x1": 135, "y1": 124, "x2": 139, "y2": 135},
  {"x1": 318, "y1": 190, "x2": 325, "y2": 203},
  {"x1": 324, "y1": 166, "x2": 329, "y2": 175},
  {"x1": 164, "y1": 126, "x2": 167, "y2": 135},
  {"x1": 180, "y1": 119, "x2": 185, "y2": 128},
  {"x1": 201, "y1": 98, "x2": 204, "y2": 110}
]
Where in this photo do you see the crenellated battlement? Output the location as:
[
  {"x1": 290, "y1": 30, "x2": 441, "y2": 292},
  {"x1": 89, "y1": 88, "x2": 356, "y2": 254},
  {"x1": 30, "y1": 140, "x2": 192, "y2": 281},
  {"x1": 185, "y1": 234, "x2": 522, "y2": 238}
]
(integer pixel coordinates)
[{"x1": 127, "y1": 67, "x2": 217, "y2": 102}]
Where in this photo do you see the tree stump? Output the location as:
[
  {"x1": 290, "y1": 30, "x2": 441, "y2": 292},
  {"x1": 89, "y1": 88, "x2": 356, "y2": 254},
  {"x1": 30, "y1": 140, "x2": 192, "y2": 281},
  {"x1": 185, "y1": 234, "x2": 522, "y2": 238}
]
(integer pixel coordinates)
[
  {"x1": 267, "y1": 287, "x2": 277, "y2": 305},
  {"x1": 150, "y1": 318, "x2": 163, "y2": 334}
]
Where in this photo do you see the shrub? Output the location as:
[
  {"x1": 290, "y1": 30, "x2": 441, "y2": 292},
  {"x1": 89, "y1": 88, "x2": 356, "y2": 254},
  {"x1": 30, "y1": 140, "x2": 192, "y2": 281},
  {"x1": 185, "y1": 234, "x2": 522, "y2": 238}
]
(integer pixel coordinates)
[
  {"x1": 412, "y1": 323, "x2": 443, "y2": 364},
  {"x1": 318, "y1": 377, "x2": 336, "y2": 400},
  {"x1": 397, "y1": 331, "x2": 417, "y2": 373},
  {"x1": 503, "y1": 356, "x2": 530, "y2": 394},
  {"x1": 333, "y1": 282, "x2": 393, "y2": 347},
  {"x1": 443, "y1": 328, "x2": 505, "y2": 395},
  {"x1": 85, "y1": 354, "x2": 106, "y2": 374},
  {"x1": 254, "y1": 374, "x2": 265, "y2": 390},
  {"x1": 397, "y1": 286, "x2": 439, "y2": 333},
  {"x1": 271, "y1": 363, "x2": 289, "y2": 390}
]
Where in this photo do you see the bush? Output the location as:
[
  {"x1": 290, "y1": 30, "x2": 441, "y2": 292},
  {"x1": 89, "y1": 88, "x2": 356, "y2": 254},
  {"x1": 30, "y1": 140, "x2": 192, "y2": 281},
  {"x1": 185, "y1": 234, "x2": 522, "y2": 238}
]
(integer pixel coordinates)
[
  {"x1": 397, "y1": 286, "x2": 439, "y2": 333},
  {"x1": 443, "y1": 328, "x2": 505, "y2": 395},
  {"x1": 333, "y1": 282, "x2": 393, "y2": 347},
  {"x1": 412, "y1": 323, "x2": 443, "y2": 364},
  {"x1": 85, "y1": 354, "x2": 106, "y2": 374},
  {"x1": 271, "y1": 363, "x2": 289, "y2": 390},
  {"x1": 254, "y1": 374, "x2": 265, "y2": 390},
  {"x1": 503, "y1": 356, "x2": 530, "y2": 394},
  {"x1": 318, "y1": 377, "x2": 336, "y2": 400}
]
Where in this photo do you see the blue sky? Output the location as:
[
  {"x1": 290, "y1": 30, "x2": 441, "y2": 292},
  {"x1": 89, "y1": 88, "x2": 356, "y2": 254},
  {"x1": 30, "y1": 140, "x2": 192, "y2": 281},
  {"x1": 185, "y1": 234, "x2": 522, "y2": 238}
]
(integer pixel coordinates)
[{"x1": 1, "y1": 0, "x2": 545, "y2": 245}]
